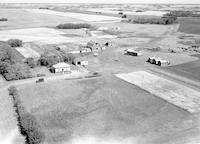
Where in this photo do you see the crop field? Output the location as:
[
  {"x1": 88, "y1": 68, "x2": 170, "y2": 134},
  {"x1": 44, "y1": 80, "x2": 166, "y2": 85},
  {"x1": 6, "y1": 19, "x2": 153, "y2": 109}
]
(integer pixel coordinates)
[
  {"x1": 178, "y1": 17, "x2": 200, "y2": 34},
  {"x1": 0, "y1": 8, "x2": 81, "y2": 30},
  {"x1": 95, "y1": 22, "x2": 177, "y2": 37},
  {"x1": 0, "y1": 27, "x2": 77, "y2": 44},
  {"x1": 25, "y1": 9, "x2": 122, "y2": 22},
  {"x1": 164, "y1": 59, "x2": 200, "y2": 82},
  {"x1": 17, "y1": 76, "x2": 200, "y2": 144},
  {"x1": 116, "y1": 71, "x2": 200, "y2": 113},
  {"x1": 88, "y1": 8, "x2": 168, "y2": 17}
]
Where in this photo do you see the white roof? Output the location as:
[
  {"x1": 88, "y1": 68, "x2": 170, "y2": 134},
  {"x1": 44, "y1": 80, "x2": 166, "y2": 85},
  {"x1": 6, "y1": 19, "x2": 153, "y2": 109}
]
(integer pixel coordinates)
[
  {"x1": 52, "y1": 62, "x2": 70, "y2": 68},
  {"x1": 126, "y1": 49, "x2": 137, "y2": 52}
]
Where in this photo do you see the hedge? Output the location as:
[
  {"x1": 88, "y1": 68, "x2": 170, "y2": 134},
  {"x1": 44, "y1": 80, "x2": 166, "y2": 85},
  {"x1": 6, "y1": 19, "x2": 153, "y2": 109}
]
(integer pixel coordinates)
[
  {"x1": 8, "y1": 86, "x2": 45, "y2": 144},
  {"x1": 56, "y1": 23, "x2": 91, "y2": 29}
]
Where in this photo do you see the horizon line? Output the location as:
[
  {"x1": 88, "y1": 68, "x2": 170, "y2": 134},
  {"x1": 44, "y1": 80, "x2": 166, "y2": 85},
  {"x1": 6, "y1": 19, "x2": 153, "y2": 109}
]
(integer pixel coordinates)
[{"x1": 0, "y1": 2, "x2": 200, "y2": 4}]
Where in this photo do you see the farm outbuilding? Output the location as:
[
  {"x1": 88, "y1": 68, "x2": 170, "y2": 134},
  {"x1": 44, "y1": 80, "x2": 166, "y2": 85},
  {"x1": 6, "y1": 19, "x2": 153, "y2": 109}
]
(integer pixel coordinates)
[
  {"x1": 124, "y1": 49, "x2": 142, "y2": 56},
  {"x1": 86, "y1": 41, "x2": 101, "y2": 52},
  {"x1": 51, "y1": 62, "x2": 70, "y2": 73},
  {"x1": 73, "y1": 57, "x2": 88, "y2": 66}
]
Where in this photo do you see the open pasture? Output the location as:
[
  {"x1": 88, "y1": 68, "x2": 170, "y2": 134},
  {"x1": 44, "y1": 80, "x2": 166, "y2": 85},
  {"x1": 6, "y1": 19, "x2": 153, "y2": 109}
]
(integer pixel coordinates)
[
  {"x1": 17, "y1": 76, "x2": 200, "y2": 144},
  {"x1": 25, "y1": 9, "x2": 122, "y2": 22}
]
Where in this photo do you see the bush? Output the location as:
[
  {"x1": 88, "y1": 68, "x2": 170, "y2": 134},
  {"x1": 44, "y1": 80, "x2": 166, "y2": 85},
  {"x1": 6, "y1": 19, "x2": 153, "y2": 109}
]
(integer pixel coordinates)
[
  {"x1": 38, "y1": 51, "x2": 75, "y2": 67},
  {"x1": 8, "y1": 86, "x2": 45, "y2": 144},
  {"x1": 0, "y1": 18, "x2": 8, "y2": 21},
  {"x1": 56, "y1": 23, "x2": 91, "y2": 29},
  {"x1": 122, "y1": 14, "x2": 127, "y2": 18},
  {"x1": 38, "y1": 54, "x2": 60, "y2": 67},
  {"x1": 7, "y1": 39, "x2": 23, "y2": 47},
  {"x1": 2, "y1": 63, "x2": 32, "y2": 81},
  {"x1": 0, "y1": 41, "x2": 32, "y2": 81},
  {"x1": 128, "y1": 16, "x2": 177, "y2": 25},
  {"x1": 60, "y1": 51, "x2": 75, "y2": 64}
]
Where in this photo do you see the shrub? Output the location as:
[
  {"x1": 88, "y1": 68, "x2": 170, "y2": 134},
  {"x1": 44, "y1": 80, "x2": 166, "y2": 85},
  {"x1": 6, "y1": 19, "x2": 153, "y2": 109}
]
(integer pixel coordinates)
[
  {"x1": 0, "y1": 41, "x2": 32, "y2": 81},
  {"x1": 7, "y1": 39, "x2": 23, "y2": 47},
  {"x1": 128, "y1": 16, "x2": 177, "y2": 25},
  {"x1": 122, "y1": 14, "x2": 127, "y2": 18},
  {"x1": 38, "y1": 54, "x2": 60, "y2": 67},
  {"x1": 0, "y1": 18, "x2": 8, "y2": 21},
  {"x1": 2, "y1": 63, "x2": 32, "y2": 81},
  {"x1": 60, "y1": 51, "x2": 75, "y2": 64},
  {"x1": 56, "y1": 23, "x2": 91, "y2": 29}
]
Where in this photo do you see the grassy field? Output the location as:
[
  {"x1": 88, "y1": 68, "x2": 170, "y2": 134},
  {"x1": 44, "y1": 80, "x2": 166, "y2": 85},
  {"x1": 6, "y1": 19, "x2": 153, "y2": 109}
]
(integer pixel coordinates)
[
  {"x1": 178, "y1": 17, "x2": 200, "y2": 34},
  {"x1": 17, "y1": 76, "x2": 200, "y2": 144}
]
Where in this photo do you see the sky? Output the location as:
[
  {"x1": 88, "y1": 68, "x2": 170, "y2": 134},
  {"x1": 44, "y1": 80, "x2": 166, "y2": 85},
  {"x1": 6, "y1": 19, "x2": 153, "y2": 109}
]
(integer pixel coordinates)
[{"x1": 0, "y1": 0, "x2": 200, "y2": 4}]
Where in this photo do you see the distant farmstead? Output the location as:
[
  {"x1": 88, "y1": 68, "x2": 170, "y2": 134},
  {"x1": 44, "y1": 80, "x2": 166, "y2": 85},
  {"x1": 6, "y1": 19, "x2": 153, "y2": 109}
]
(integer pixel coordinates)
[{"x1": 51, "y1": 62, "x2": 70, "y2": 73}]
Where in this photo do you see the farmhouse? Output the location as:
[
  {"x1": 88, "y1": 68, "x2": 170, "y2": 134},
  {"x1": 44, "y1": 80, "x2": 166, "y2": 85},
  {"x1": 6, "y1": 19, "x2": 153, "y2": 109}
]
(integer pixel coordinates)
[{"x1": 51, "y1": 62, "x2": 70, "y2": 73}]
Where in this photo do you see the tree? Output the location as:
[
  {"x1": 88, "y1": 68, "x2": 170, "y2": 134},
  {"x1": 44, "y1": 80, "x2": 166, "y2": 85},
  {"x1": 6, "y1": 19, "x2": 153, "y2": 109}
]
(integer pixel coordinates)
[
  {"x1": 122, "y1": 14, "x2": 127, "y2": 18},
  {"x1": 38, "y1": 54, "x2": 60, "y2": 67},
  {"x1": 7, "y1": 39, "x2": 23, "y2": 47}
]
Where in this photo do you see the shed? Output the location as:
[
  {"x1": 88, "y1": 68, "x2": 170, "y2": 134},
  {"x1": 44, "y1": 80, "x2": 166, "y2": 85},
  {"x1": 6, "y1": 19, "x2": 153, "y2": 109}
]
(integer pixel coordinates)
[
  {"x1": 86, "y1": 41, "x2": 101, "y2": 52},
  {"x1": 73, "y1": 57, "x2": 88, "y2": 66},
  {"x1": 51, "y1": 62, "x2": 70, "y2": 73}
]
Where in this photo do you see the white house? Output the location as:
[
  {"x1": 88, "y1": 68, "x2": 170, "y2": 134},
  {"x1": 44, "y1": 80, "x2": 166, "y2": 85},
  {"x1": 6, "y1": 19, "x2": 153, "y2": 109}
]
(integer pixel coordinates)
[{"x1": 52, "y1": 62, "x2": 70, "y2": 73}]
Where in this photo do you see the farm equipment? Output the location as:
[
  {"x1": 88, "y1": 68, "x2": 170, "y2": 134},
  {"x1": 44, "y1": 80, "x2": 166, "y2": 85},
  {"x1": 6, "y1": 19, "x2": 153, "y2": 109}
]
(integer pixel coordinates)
[
  {"x1": 147, "y1": 57, "x2": 170, "y2": 66},
  {"x1": 36, "y1": 78, "x2": 44, "y2": 83},
  {"x1": 124, "y1": 49, "x2": 143, "y2": 56}
]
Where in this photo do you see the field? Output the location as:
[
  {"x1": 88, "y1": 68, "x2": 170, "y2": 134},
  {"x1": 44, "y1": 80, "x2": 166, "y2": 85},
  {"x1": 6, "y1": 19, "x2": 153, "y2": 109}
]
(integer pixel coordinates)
[
  {"x1": 116, "y1": 71, "x2": 200, "y2": 113},
  {"x1": 17, "y1": 76, "x2": 200, "y2": 144},
  {"x1": 164, "y1": 59, "x2": 200, "y2": 82},
  {"x1": 88, "y1": 8, "x2": 168, "y2": 17},
  {"x1": 0, "y1": 4, "x2": 200, "y2": 144},
  {"x1": 0, "y1": 8, "x2": 81, "y2": 30},
  {"x1": 25, "y1": 9, "x2": 122, "y2": 22},
  {"x1": 178, "y1": 17, "x2": 200, "y2": 34},
  {"x1": 0, "y1": 27, "x2": 77, "y2": 44}
]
